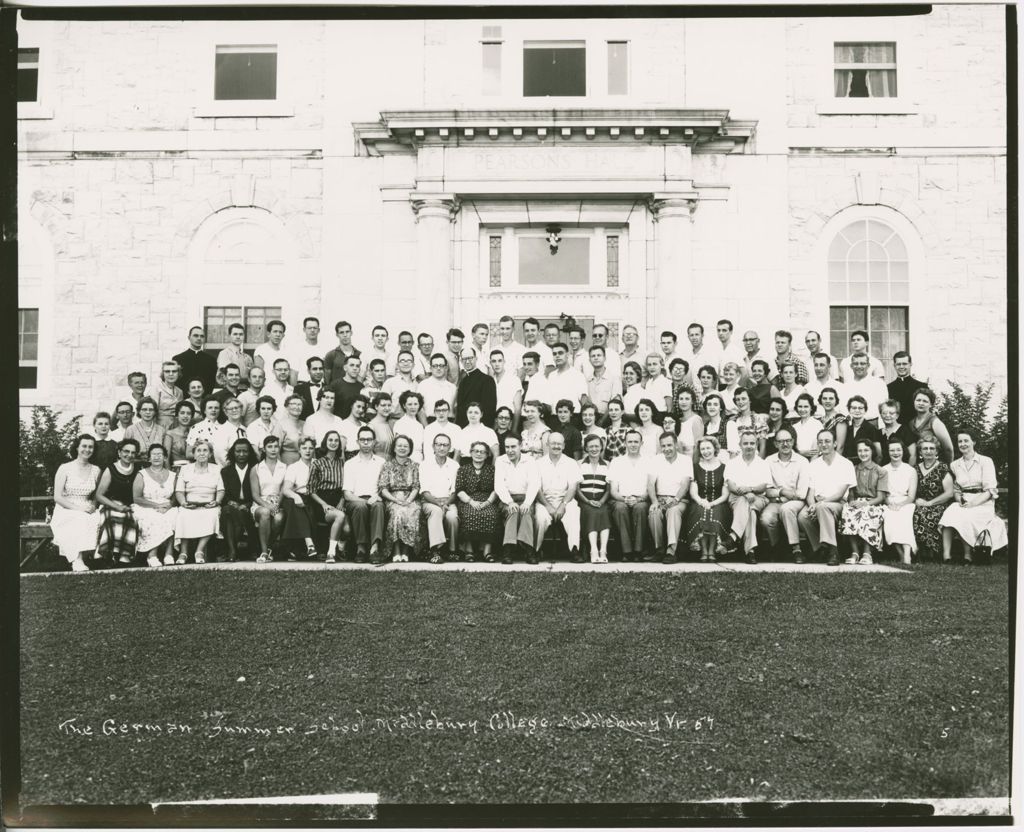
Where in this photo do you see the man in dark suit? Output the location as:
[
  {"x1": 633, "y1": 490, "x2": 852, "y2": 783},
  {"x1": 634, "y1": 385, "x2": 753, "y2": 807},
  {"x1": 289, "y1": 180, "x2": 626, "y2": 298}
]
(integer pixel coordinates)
[
  {"x1": 173, "y1": 326, "x2": 217, "y2": 394},
  {"x1": 219, "y1": 438, "x2": 256, "y2": 561},
  {"x1": 887, "y1": 351, "x2": 926, "y2": 422},
  {"x1": 295, "y1": 357, "x2": 328, "y2": 419}
]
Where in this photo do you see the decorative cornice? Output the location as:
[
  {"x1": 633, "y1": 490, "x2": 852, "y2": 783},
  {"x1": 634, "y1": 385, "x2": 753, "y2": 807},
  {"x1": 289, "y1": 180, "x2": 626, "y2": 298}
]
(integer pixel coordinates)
[{"x1": 355, "y1": 109, "x2": 756, "y2": 156}]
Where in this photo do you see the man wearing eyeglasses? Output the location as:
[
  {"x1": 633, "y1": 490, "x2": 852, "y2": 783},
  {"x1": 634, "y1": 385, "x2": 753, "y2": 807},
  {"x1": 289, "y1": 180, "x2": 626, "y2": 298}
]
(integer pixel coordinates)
[
  {"x1": 759, "y1": 424, "x2": 810, "y2": 562},
  {"x1": 416, "y1": 353, "x2": 457, "y2": 420}
]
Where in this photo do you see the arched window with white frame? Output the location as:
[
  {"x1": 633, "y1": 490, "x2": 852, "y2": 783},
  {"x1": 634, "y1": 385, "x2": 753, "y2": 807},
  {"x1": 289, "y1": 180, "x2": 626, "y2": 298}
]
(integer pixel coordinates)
[
  {"x1": 827, "y1": 218, "x2": 909, "y2": 379},
  {"x1": 186, "y1": 208, "x2": 296, "y2": 364}
]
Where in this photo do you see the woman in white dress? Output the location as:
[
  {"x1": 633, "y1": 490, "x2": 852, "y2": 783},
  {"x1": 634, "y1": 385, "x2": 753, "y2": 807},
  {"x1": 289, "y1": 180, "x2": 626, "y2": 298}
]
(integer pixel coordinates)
[
  {"x1": 673, "y1": 388, "x2": 705, "y2": 458},
  {"x1": 246, "y1": 395, "x2": 284, "y2": 460},
  {"x1": 49, "y1": 434, "x2": 102, "y2": 572},
  {"x1": 778, "y1": 362, "x2": 806, "y2": 418},
  {"x1": 725, "y1": 388, "x2": 767, "y2": 458},
  {"x1": 621, "y1": 362, "x2": 645, "y2": 421},
  {"x1": 394, "y1": 390, "x2": 426, "y2": 462},
  {"x1": 580, "y1": 403, "x2": 607, "y2": 447},
  {"x1": 173, "y1": 438, "x2": 223, "y2": 564},
  {"x1": 718, "y1": 362, "x2": 743, "y2": 417},
  {"x1": 251, "y1": 435, "x2": 287, "y2": 563},
  {"x1": 882, "y1": 439, "x2": 918, "y2": 564},
  {"x1": 939, "y1": 428, "x2": 1008, "y2": 563},
  {"x1": 186, "y1": 398, "x2": 222, "y2": 461},
  {"x1": 132, "y1": 443, "x2": 179, "y2": 567},
  {"x1": 791, "y1": 393, "x2": 825, "y2": 461},
  {"x1": 457, "y1": 402, "x2": 499, "y2": 463}
]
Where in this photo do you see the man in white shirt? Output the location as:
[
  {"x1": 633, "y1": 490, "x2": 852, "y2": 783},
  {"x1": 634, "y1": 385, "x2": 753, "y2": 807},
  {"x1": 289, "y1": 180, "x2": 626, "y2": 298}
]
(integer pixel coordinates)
[
  {"x1": 490, "y1": 350, "x2": 524, "y2": 423},
  {"x1": 534, "y1": 432, "x2": 582, "y2": 562},
  {"x1": 542, "y1": 342, "x2": 588, "y2": 426},
  {"x1": 567, "y1": 327, "x2": 588, "y2": 374},
  {"x1": 361, "y1": 325, "x2": 393, "y2": 382},
  {"x1": 494, "y1": 435, "x2": 540, "y2": 563},
  {"x1": 685, "y1": 323, "x2": 716, "y2": 388},
  {"x1": 804, "y1": 354, "x2": 846, "y2": 417},
  {"x1": 290, "y1": 317, "x2": 323, "y2": 385},
  {"x1": 419, "y1": 433, "x2": 461, "y2": 562},
  {"x1": 253, "y1": 320, "x2": 288, "y2": 377},
  {"x1": 302, "y1": 389, "x2": 346, "y2": 444},
  {"x1": 263, "y1": 358, "x2": 295, "y2": 411},
  {"x1": 238, "y1": 366, "x2": 267, "y2": 426},
  {"x1": 646, "y1": 431, "x2": 692, "y2": 563},
  {"x1": 342, "y1": 426, "x2": 386, "y2": 563},
  {"x1": 724, "y1": 430, "x2": 773, "y2": 564},
  {"x1": 212, "y1": 399, "x2": 249, "y2": 467},
  {"x1": 416, "y1": 353, "x2": 458, "y2": 417},
  {"x1": 798, "y1": 429, "x2": 857, "y2": 565},
  {"x1": 391, "y1": 331, "x2": 416, "y2": 375},
  {"x1": 801, "y1": 330, "x2": 839, "y2": 378},
  {"x1": 470, "y1": 323, "x2": 492, "y2": 374},
  {"x1": 740, "y1": 330, "x2": 768, "y2": 385},
  {"x1": 619, "y1": 324, "x2": 643, "y2": 367},
  {"x1": 423, "y1": 400, "x2": 462, "y2": 457},
  {"x1": 586, "y1": 346, "x2": 615, "y2": 417},
  {"x1": 843, "y1": 353, "x2": 889, "y2": 421},
  {"x1": 589, "y1": 324, "x2": 621, "y2": 382},
  {"x1": 216, "y1": 323, "x2": 254, "y2": 389},
  {"x1": 659, "y1": 331, "x2": 682, "y2": 374},
  {"x1": 608, "y1": 429, "x2": 651, "y2": 561},
  {"x1": 838, "y1": 330, "x2": 887, "y2": 382},
  {"x1": 521, "y1": 317, "x2": 552, "y2": 373},
  {"x1": 382, "y1": 351, "x2": 418, "y2": 406},
  {"x1": 492, "y1": 315, "x2": 525, "y2": 376},
  {"x1": 520, "y1": 352, "x2": 549, "y2": 406},
  {"x1": 715, "y1": 319, "x2": 746, "y2": 373},
  {"x1": 109, "y1": 401, "x2": 134, "y2": 442},
  {"x1": 760, "y1": 425, "x2": 810, "y2": 562},
  {"x1": 338, "y1": 396, "x2": 369, "y2": 458}
]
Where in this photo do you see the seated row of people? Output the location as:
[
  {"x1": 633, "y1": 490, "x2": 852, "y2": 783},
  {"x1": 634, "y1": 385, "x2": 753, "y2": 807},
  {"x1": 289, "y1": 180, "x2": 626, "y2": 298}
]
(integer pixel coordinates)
[{"x1": 50, "y1": 417, "x2": 1005, "y2": 571}]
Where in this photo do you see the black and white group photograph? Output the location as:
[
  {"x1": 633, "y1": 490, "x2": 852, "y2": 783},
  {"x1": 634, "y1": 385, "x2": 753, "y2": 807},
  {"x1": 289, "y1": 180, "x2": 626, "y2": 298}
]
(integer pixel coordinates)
[{"x1": 4, "y1": 0, "x2": 1015, "y2": 825}]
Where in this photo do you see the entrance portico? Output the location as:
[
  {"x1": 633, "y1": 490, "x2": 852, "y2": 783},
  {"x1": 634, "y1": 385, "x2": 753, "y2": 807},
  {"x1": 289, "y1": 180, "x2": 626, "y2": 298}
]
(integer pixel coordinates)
[{"x1": 356, "y1": 109, "x2": 755, "y2": 343}]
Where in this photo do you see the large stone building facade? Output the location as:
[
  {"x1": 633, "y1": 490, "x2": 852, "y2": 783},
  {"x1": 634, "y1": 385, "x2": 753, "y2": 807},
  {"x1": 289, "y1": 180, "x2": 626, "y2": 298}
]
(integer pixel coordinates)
[{"x1": 16, "y1": 7, "x2": 1007, "y2": 416}]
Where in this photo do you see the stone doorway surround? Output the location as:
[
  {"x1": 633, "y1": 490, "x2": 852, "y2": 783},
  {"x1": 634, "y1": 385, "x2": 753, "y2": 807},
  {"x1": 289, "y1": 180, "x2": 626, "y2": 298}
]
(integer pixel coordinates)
[{"x1": 355, "y1": 109, "x2": 755, "y2": 342}]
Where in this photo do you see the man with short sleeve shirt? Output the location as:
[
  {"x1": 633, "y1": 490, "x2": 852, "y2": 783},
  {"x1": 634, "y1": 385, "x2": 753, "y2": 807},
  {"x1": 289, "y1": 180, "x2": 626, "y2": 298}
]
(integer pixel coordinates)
[
  {"x1": 804, "y1": 353, "x2": 846, "y2": 417},
  {"x1": 533, "y1": 433, "x2": 582, "y2": 561},
  {"x1": 586, "y1": 346, "x2": 615, "y2": 417},
  {"x1": 423, "y1": 400, "x2": 462, "y2": 457},
  {"x1": 417, "y1": 354, "x2": 458, "y2": 417},
  {"x1": 838, "y1": 330, "x2": 887, "y2": 383},
  {"x1": 608, "y1": 429, "x2": 652, "y2": 561},
  {"x1": 759, "y1": 425, "x2": 810, "y2": 562},
  {"x1": 724, "y1": 431, "x2": 773, "y2": 564},
  {"x1": 646, "y1": 432, "x2": 692, "y2": 563},
  {"x1": 490, "y1": 350, "x2": 524, "y2": 421},
  {"x1": 798, "y1": 429, "x2": 857, "y2": 565},
  {"x1": 419, "y1": 433, "x2": 461, "y2": 562},
  {"x1": 327, "y1": 355, "x2": 365, "y2": 419},
  {"x1": 322, "y1": 321, "x2": 360, "y2": 386},
  {"x1": 253, "y1": 320, "x2": 289, "y2": 379},
  {"x1": 588, "y1": 324, "x2": 621, "y2": 382},
  {"x1": 216, "y1": 323, "x2": 254, "y2": 389},
  {"x1": 289, "y1": 317, "x2": 323, "y2": 384},
  {"x1": 843, "y1": 354, "x2": 889, "y2": 421},
  {"x1": 542, "y1": 343, "x2": 588, "y2": 425},
  {"x1": 494, "y1": 435, "x2": 540, "y2": 563},
  {"x1": 521, "y1": 318, "x2": 553, "y2": 374},
  {"x1": 263, "y1": 359, "x2": 295, "y2": 411}
]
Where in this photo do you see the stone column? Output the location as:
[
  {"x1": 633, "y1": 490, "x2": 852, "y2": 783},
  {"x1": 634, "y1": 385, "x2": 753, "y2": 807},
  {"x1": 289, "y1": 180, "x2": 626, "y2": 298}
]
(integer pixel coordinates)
[
  {"x1": 411, "y1": 195, "x2": 459, "y2": 339},
  {"x1": 650, "y1": 194, "x2": 697, "y2": 339}
]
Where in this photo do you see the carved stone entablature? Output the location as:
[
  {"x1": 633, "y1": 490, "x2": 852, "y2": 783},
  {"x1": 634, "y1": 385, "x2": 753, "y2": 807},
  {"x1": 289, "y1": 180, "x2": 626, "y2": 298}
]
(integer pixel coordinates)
[{"x1": 355, "y1": 109, "x2": 757, "y2": 156}]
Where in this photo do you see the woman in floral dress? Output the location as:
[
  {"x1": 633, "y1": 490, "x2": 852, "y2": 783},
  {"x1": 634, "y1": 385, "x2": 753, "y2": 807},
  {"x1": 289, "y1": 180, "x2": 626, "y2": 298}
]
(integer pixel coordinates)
[
  {"x1": 379, "y1": 434, "x2": 421, "y2": 561},
  {"x1": 912, "y1": 437, "x2": 954, "y2": 560},
  {"x1": 840, "y1": 438, "x2": 888, "y2": 565},
  {"x1": 454, "y1": 441, "x2": 501, "y2": 562}
]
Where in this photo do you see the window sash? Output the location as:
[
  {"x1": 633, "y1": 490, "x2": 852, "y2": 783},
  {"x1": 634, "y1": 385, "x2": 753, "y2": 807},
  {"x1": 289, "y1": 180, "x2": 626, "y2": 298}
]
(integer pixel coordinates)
[
  {"x1": 523, "y1": 42, "x2": 586, "y2": 97},
  {"x1": 214, "y1": 45, "x2": 278, "y2": 101},
  {"x1": 607, "y1": 41, "x2": 628, "y2": 95},
  {"x1": 830, "y1": 305, "x2": 908, "y2": 380},
  {"x1": 203, "y1": 305, "x2": 281, "y2": 351},
  {"x1": 834, "y1": 42, "x2": 896, "y2": 65},
  {"x1": 482, "y1": 41, "x2": 502, "y2": 96}
]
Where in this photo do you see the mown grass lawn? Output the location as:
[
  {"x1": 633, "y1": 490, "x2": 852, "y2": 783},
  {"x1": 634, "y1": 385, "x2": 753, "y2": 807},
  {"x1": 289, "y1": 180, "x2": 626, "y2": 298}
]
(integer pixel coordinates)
[{"x1": 19, "y1": 565, "x2": 1009, "y2": 806}]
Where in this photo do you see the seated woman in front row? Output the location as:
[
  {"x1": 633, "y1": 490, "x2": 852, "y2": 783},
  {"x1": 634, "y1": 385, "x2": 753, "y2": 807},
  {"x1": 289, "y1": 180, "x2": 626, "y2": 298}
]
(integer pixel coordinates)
[
  {"x1": 133, "y1": 443, "x2": 179, "y2": 567},
  {"x1": 173, "y1": 438, "x2": 223, "y2": 565},
  {"x1": 50, "y1": 434, "x2": 102, "y2": 572},
  {"x1": 938, "y1": 428, "x2": 1008, "y2": 563},
  {"x1": 95, "y1": 438, "x2": 141, "y2": 566},
  {"x1": 839, "y1": 438, "x2": 887, "y2": 565},
  {"x1": 280, "y1": 436, "x2": 320, "y2": 559}
]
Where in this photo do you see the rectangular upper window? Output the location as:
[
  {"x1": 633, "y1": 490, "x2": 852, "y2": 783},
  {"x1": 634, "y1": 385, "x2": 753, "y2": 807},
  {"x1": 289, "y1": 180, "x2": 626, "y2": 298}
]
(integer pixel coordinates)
[
  {"x1": 834, "y1": 42, "x2": 896, "y2": 98},
  {"x1": 19, "y1": 308, "x2": 39, "y2": 389},
  {"x1": 18, "y1": 48, "x2": 39, "y2": 103},
  {"x1": 482, "y1": 40, "x2": 502, "y2": 96},
  {"x1": 607, "y1": 41, "x2": 628, "y2": 95},
  {"x1": 523, "y1": 40, "x2": 585, "y2": 97},
  {"x1": 214, "y1": 44, "x2": 277, "y2": 101}
]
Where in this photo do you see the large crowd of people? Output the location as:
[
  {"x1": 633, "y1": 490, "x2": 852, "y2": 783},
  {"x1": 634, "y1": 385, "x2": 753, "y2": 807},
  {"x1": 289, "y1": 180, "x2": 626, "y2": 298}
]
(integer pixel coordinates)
[{"x1": 48, "y1": 315, "x2": 1007, "y2": 571}]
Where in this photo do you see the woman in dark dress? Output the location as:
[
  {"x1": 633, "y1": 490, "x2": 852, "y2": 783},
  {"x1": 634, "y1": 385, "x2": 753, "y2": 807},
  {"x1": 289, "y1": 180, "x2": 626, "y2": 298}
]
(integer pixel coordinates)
[
  {"x1": 747, "y1": 359, "x2": 779, "y2": 416},
  {"x1": 578, "y1": 434, "x2": 612, "y2": 563},
  {"x1": 455, "y1": 441, "x2": 500, "y2": 562},
  {"x1": 912, "y1": 437, "x2": 955, "y2": 560},
  {"x1": 494, "y1": 407, "x2": 515, "y2": 456},
  {"x1": 762, "y1": 397, "x2": 789, "y2": 459},
  {"x1": 95, "y1": 438, "x2": 141, "y2": 565},
  {"x1": 684, "y1": 436, "x2": 731, "y2": 561}
]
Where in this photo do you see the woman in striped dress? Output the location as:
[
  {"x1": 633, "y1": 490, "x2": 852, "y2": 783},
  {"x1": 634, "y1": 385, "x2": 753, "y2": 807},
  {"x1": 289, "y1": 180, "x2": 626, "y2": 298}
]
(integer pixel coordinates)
[
  {"x1": 578, "y1": 434, "x2": 612, "y2": 563},
  {"x1": 309, "y1": 430, "x2": 349, "y2": 563},
  {"x1": 95, "y1": 439, "x2": 141, "y2": 565}
]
